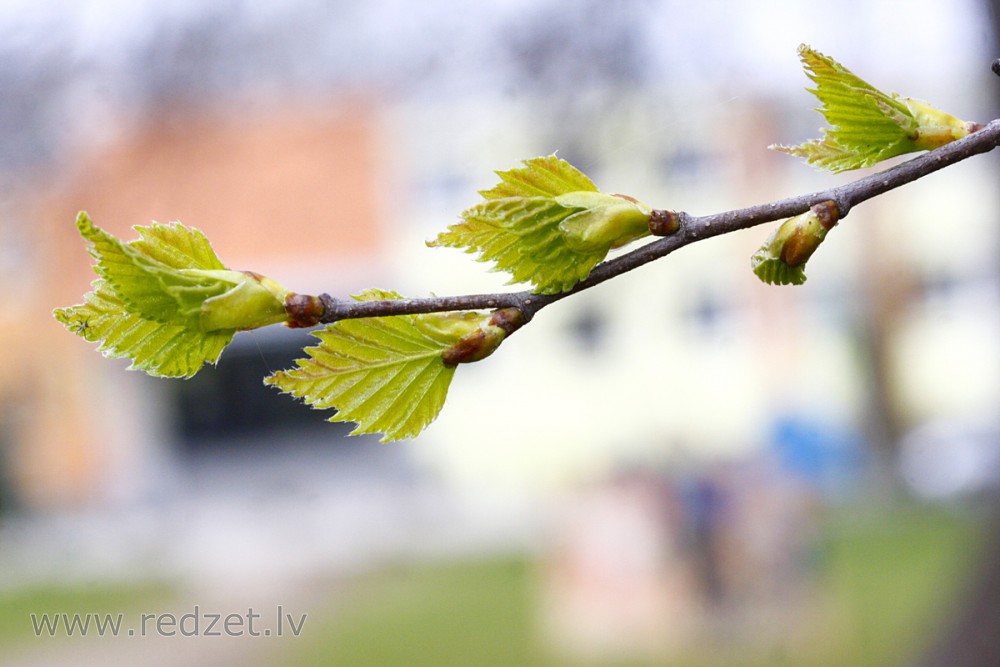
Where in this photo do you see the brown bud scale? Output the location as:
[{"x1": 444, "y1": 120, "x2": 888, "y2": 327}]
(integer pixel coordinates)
[
  {"x1": 611, "y1": 193, "x2": 641, "y2": 204},
  {"x1": 649, "y1": 209, "x2": 680, "y2": 236},
  {"x1": 779, "y1": 229, "x2": 818, "y2": 267},
  {"x1": 811, "y1": 200, "x2": 839, "y2": 230},
  {"x1": 442, "y1": 329, "x2": 490, "y2": 367},
  {"x1": 489, "y1": 307, "x2": 526, "y2": 335},
  {"x1": 285, "y1": 293, "x2": 326, "y2": 328}
]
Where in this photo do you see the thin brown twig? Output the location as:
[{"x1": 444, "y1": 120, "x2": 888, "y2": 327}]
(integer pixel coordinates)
[{"x1": 316, "y1": 117, "x2": 1000, "y2": 326}]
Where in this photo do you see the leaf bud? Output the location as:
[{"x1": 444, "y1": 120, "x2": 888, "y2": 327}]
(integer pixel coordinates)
[
  {"x1": 413, "y1": 311, "x2": 489, "y2": 345},
  {"x1": 649, "y1": 209, "x2": 680, "y2": 236},
  {"x1": 751, "y1": 201, "x2": 839, "y2": 286},
  {"x1": 198, "y1": 270, "x2": 291, "y2": 331},
  {"x1": 903, "y1": 97, "x2": 981, "y2": 149},
  {"x1": 284, "y1": 293, "x2": 327, "y2": 328},
  {"x1": 555, "y1": 192, "x2": 652, "y2": 252},
  {"x1": 441, "y1": 308, "x2": 525, "y2": 367}
]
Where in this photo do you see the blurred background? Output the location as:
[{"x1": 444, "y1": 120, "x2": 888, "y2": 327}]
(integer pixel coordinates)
[{"x1": 1, "y1": 0, "x2": 999, "y2": 665}]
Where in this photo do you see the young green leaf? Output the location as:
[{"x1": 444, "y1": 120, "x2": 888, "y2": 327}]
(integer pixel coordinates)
[
  {"x1": 265, "y1": 289, "x2": 515, "y2": 442},
  {"x1": 751, "y1": 201, "x2": 839, "y2": 286},
  {"x1": 75, "y1": 213, "x2": 289, "y2": 331},
  {"x1": 56, "y1": 212, "x2": 292, "y2": 377},
  {"x1": 772, "y1": 45, "x2": 980, "y2": 172},
  {"x1": 428, "y1": 156, "x2": 653, "y2": 294},
  {"x1": 54, "y1": 280, "x2": 233, "y2": 378}
]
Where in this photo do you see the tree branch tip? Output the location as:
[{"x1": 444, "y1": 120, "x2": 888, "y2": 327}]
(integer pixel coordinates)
[
  {"x1": 992, "y1": 59, "x2": 1000, "y2": 78},
  {"x1": 281, "y1": 115, "x2": 1000, "y2": 328}
]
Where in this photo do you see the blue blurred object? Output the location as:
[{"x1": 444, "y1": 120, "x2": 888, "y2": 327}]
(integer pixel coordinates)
[{"x1": 769, "y1": 412, "x2": 865, "y2": 498}]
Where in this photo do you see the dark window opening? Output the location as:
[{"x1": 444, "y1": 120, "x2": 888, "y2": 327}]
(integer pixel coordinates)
[
  {"x1": 690, "y1": 293, "x2": 723, "y2": 333},
  {"x1": 163, "y1": 329, "x2": 357, "y2": 454},
  {"x1": 567, "y1": 306, "x2": 607, "y2": 353},
  {"x1": 685, "y1": 290, "x2": 739, "y2": 342}
]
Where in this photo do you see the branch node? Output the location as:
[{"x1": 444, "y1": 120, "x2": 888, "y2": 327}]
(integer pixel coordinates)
[
  {"x1": 823, "y1": 193, "x2": 851, "y2": 220},
  {"x1": 316, "y1": 293, "x2": 344, "y2": 324}
]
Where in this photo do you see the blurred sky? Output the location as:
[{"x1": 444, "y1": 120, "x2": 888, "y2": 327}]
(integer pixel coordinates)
[{"x1": 1, "y1": 0, "x2": 996, "y2": 174}]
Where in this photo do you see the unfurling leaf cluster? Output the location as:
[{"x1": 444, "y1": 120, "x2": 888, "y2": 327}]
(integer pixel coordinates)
[
  {"x1": 53, "y1": 212, "x2": 283, "y2": 377},
  {"x1": 55, "y1": 215, "x2": 522, "y2": 440},
  {"x1": 771, "y1": 44, "x2": 980, "y2": 173},
  {"x1": 55, "y1": 44, "x2": 993, "y2": 441},
  {"x1": 428, "y1": 155, "x2": 654, "y2": 294},
  {"x1": 265, "y1": 290, "x2": 520, "y2": 442},
  {"x1": 753, "y1": 44, "x2": 982, "y2": 287}
]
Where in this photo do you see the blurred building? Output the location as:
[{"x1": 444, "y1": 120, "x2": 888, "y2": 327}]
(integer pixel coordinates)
[{"x1": 4, "y1": 97, "x2": 391, "y2": 508}]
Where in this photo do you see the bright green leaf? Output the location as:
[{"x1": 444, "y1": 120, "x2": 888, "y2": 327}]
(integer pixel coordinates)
[
  {"x1": 430, "y1": 196, "x2": 607, "y2": 294},
  {"x1": 78, "y1": 212, "x2": 226, "y2": 326},
  {"x1": 56, "y1": 212, "x2": 291, "y2": 378},
  {"x1": 750, "y1": 254, "x2": 808, "y2": 286},
  {"x1": 54, "y1": 280, "x2": 233, "y2": 378},
  {"x1": 428, "y1": 156, "x2": 652, "y2": 294},
  {"x1": 771, "y1": 44, "x2": 978, "y2": 172},
  {"x1": 478, "y1": 154, "x2": 600, "y2": 199},
  {"x1": 265, "y1": 289, "x2": 501, "y2": 442},
  {"x1": 76, "y1": 212, "x2": 287, "y2": 330},
  {"x1": 129, "y1": 219, "x2": 227, "y2": 271}
]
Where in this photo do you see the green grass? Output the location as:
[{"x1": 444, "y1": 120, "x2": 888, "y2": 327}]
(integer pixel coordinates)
[
  {"x1": 291, "y1": 559, "x2": 546, "y2": 667},
  {"x1": 288, "y1": 504, "x2": 986, "y2": 667},
  {"x1": 0, "y1": 504, "x2": 982, "y2": 666},
  {"x1": 814, "y1": 505, "x2": 985, "y2": 667},
  {"x1": 0, "y1": 580, "x2": 171, "y2": 652}
]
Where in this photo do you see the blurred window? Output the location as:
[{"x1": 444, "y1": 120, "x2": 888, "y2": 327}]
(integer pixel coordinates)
[
  {"x1": 163, "y1": 329, "x2": 354, "y2": 453},
  {"x1": 567, "y1": 305, "x2": 607, "y2": 354}
]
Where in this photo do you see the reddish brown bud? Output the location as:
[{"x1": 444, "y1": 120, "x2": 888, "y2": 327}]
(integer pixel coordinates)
[
  {"x1": 441, "y1": 308, "x2": 523, "y2": 367},
  {"x1": 779, "y1": 228, "x2": 817, "y2": 267},
  {"x1": 442, "y1": 328, "x2": 492, "y2": 367},
  {"x1": 489, "y1": 307, "x2": 526, "y2": 335},
  {"x1": 284, "y1": 293, "x2": 326, "y2": 328},
  {"x1": 774, "y1": 201, "x2": 839, "y2": 267},
  {"x1": 811, "y1": 200, "x2": 839, "y2": 230},
  {"x1": 649, "y1": 209, "x2": 680, "y2": 236}
]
